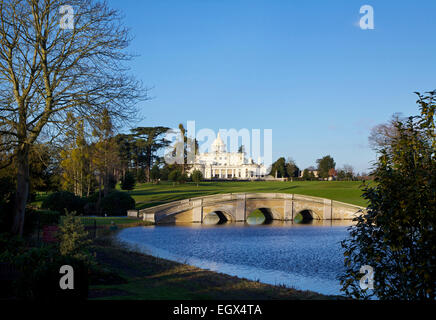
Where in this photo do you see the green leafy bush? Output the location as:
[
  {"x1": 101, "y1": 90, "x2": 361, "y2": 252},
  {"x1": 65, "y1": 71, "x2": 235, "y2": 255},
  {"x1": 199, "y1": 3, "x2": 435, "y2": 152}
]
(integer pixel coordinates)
[
  {"x1": 22, "y1": 209, "x2": 60, "y2": 235},
  {"x1": 58, "y1": 210, "x2": 91, "y2": 262},
  {"x1": 0, "y1": 233, "x2": 26, "y2": 263},
  {"x1": 150, "y1": 165, "x2": 161, "y2": 182},
  {"x1": 38, "y1": 210, "x2": 60, "y2": 226},
  {"x1": 0, "y1": 177, "x2": 15, "y2": 233},
  {"x1": 0, "y1": 207, "x2": 43, "y2": 236},
  {"x1": 340, "y1": 92, "x2": 436, "y2": 300},
  {"x1": 13, "y1": 246, "x2": 89, "y2": 300},
  {"x1": 99, "y1": 191, "x2": 135, "y2": 216},
  {"x1": 168, "y1": 169, "x2": 188, "y2": 184},
  {"x1": 168, "y1": 169, "x2": 181, "y2": 182},
  {"x1": 120, "y1": 171, "x2": 135, "y2": 190},
  {"x1": 41, "y1": 191, "x2": 86, "y2": 215},
  {"x1": 191, "y1": 169, "x2": 203, "y2": 186}
]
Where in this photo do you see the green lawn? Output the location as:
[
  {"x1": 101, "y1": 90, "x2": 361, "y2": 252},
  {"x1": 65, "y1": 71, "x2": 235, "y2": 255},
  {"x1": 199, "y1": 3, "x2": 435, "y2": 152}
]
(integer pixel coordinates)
[
  {"x1": 129, "y1": 180, "x2": 368, "y2": 209},
  {"x1": 78, "y1": 217, "x2": 144, "y2": 227},
  {"x1": 32, "y1": 180, "x2": 369, "y2": 213},
  {"x1": 56, "y1": 216, "x2": 148, "y2": 227}
]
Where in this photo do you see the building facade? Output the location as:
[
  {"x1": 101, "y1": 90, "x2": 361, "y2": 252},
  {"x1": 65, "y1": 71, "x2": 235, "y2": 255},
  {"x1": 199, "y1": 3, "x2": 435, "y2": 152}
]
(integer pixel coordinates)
[{"x1": 189, "y1": 133, "x2": 268, "y2": 179}]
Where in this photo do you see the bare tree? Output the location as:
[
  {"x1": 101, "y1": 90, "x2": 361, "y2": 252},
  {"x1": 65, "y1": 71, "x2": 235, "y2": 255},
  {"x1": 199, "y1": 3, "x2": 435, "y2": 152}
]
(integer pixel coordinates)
[
  {"x1": 0, "y1": 0, "x2": 145, "y2": 235},
  {"x1": 368, "y1": 113, "x2": 404, "y2": 151},
  {"x1": 343, "y1": 164, "x2": 354, "y2": 179}
]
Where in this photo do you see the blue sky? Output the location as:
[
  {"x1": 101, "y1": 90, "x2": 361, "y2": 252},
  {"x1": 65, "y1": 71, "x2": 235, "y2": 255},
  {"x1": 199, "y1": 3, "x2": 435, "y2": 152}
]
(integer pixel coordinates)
[{"x1": 107, "y1": 0, "x2": 436, "y2": 173}]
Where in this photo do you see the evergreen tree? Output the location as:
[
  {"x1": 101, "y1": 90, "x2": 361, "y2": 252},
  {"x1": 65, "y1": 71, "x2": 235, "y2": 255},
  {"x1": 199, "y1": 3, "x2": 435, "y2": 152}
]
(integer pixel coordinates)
[
  {"x1": 191, "y1": 169, "x2": 203, "y2": 187},
  {"x1": 285, "y1": 157, "x2": 300, "y2": 178},
  {"x1": 150, "y1": 164, "x2": 161, "y2": 183},
  {"x1": 130, "y1": 127, "x2": 170, "y2": 182},
  {"x1": 302, "y1": 169, "x2": 310, "y2": 180},
  {"x1": 169, "y1": 124, "x2": 198, "y2": 175},
  {"x1": 340, "y1": 91, "x2": 436, "y2": 300},
  {"x1": 58, "y1": 210, "x2": 92, "y2": 263},
  {"x1": 114, "y1": 133, "x2": 135, "y2": 181},
  {"x1": 269, "y1": 157, "x2": 287, "y2": 178},
  {"x1": 120, "y1": 171, "x2": 135, "y2": 191},
  {"x1": 316, "y1": 155, "x2": 336, "y2": 179},
  {"x1": 168, "y1": 169, "x2": 182, "y2": 185}
]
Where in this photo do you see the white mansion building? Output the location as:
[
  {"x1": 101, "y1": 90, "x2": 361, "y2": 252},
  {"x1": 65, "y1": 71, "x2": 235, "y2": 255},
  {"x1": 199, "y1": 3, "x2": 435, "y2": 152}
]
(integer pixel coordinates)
[{"x1": 189, "y1": 133, "x2": 268, "y2": 180}]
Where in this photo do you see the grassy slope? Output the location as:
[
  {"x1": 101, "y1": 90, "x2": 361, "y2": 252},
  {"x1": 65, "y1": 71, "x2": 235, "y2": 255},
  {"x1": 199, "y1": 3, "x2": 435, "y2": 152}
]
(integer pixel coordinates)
[
  {"x1": 130, "y1": 180, "x2": 367, "y2": 209},
  {"x1": 32, "y1": 180, "x2": 368, "y2": 212}
]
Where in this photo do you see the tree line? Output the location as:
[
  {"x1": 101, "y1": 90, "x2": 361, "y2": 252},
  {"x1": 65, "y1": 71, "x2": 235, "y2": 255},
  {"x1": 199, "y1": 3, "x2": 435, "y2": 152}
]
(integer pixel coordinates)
[{"x1": 268, "y1": 155, "x2": 370, "y2": 181}]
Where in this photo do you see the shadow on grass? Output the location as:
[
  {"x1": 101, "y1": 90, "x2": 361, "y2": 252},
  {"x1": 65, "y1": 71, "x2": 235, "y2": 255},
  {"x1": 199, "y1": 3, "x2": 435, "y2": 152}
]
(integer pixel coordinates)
[{"x1": 89, "y1": 237, "x2": 339, "y2": 300}]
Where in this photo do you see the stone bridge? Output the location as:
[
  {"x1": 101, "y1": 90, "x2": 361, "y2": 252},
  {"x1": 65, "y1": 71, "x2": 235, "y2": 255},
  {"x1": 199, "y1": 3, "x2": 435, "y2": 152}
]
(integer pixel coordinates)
[{"x1": 137, "y1": 193, "x2": 365, "y2": 224}]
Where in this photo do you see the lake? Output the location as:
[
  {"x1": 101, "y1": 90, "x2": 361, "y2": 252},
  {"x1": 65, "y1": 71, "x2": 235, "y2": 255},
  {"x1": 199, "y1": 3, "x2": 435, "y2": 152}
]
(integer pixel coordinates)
[{"x1": 116, "y1": 220, "x2": 354, "y2": 296}]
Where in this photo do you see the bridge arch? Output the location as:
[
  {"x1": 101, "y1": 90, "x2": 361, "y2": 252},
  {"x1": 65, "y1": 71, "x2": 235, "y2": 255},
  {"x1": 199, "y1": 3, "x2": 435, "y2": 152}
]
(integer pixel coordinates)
[
  {"x1": 203, "y1": 210, "x2": 234, "y2": 224},
  {"x1": 247, "y1": 207, "x2": 279, "y2": 224},
  {"x1": 294, "y1": 209, "x2": 317, "y2": 223},
  {"x1": 139, "y1": 193, "x2": 364, "y2": 224}
]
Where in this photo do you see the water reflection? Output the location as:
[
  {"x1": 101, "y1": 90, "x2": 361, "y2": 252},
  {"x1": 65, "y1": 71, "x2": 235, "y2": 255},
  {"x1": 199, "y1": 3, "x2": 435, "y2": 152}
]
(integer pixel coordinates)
[{"x1": 117, "y1": 221, "x2": 355, "y2": 296}]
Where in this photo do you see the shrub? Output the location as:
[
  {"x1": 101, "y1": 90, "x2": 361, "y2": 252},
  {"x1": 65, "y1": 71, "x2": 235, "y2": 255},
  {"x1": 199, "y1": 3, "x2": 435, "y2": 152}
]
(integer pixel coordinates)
[
  {"x1": 168, "y1": 169, "x2": 188, "y2": 184},
  {"x1": 191, "y1": 169, "x2": 203, "y2": 186},
  {"x1": 120, "y1": 171, "x2": 135, "y2": 191},
  {"x1": 2, "y1": 208, "x2": 53, "y2": 236},
  {"x1": 340, "y1": 92, "x2": 436, "y2": 300},
  {"x1": 168, "y1": 169, "x2": 181, "y2": 182},
  {"x1": 22, "y1": 209, "x2": 39, "y2": 235},
  {"x1": 0, "y1": 232, "x2": 26, "y2": 263},
  {"x1": 178, "y1": 172, "x2": 189, "y2": 184},
  {"x1": 83, "y1": 201, "x2": 98, "y2": 215},
  {"x1": 99, "y1": 191, "x2": 135, "y2": 216},
  {"x1": 0, "y1": 177, "x2": 15, "y2": 233},
  {"x1": 41, "y1": 191, "x2": 87, "y2": 215},
  {"x1": 150, "y1": 164, "x2": 160, "y2": 182},
  {"x1": 38, "y1": 210, "x2": 60, "y2": 226},
  {"x1": 86, "y1": 191, "x2": 100, "y2": 204},
  {"x1": 136, "y1": 170, "x2": 146, "y2": 183},
  {"x1": 23, "y1": 209, "x2": 60, "y2": 235},
  {"x1": 58, "y1": 211, "x2": 92, "y2": 263},
  {"x1": 159, "y1": 166, "x2": 170, "y2": 181},
  {"x1": 13, "y1": 246, "x2": 89, "y2": 300}
]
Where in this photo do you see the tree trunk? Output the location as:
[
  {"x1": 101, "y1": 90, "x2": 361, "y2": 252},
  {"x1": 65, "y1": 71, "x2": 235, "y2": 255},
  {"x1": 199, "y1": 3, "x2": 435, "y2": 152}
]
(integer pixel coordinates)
[
  {"x1": 146, "y1": 146, "x2": 152, "y2": 182},
  {"x1": 11, "y1": 146, "x2": 30, "y2": 236},
  {"x1": 103, "y1": 169, "x2": 109, "y2": 197},
  {"x1": 97, "y1": 174, "x2": 102, "y2": 215},
  {"x1": 146, "y1": 164, "x2": 150, "y2": 182}
]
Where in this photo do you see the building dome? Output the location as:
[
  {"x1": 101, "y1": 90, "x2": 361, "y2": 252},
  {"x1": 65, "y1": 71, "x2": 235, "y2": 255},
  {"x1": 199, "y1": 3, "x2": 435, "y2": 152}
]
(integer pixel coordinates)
[
  {"x1": 190, "y1": 131, "x2": 267, "y2": 180},
  {"x1": 211, "y1": 132, "x2": 226, "y2": 153}
]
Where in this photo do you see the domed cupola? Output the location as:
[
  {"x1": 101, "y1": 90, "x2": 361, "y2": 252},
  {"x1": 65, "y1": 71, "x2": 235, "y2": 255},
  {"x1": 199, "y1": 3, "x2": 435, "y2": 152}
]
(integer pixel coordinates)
[{"x1": 211, "y1": 132, "x2": 226, "y2": 153}]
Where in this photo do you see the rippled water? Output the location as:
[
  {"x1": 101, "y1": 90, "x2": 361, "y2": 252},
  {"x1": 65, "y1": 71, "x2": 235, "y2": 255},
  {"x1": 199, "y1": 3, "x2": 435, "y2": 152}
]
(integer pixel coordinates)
[{"x1": 116, "y1": 221, "x2": 353, "y2": 296}]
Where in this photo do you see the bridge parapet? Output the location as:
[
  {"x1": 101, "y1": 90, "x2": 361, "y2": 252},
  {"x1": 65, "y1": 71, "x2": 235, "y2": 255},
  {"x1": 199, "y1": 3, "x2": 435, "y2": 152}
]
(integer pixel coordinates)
[{"x1": 138, "y1": 193, "x2": 365, "y2": 224}]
